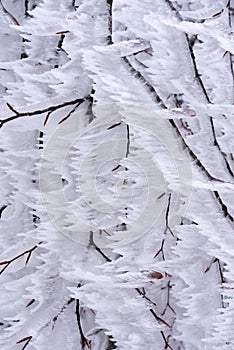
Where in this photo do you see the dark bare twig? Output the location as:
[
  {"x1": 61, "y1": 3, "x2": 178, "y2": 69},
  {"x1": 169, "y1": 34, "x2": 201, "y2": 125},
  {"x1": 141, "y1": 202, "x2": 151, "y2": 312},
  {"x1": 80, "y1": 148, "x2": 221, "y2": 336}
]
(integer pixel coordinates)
[
  {"x1": 16, "y1": 336, "x2": 32, "y2": 350},
  {"x1": 38, "y1": 130, "x2": 44, "y2": 150},
  {"x1": 122, "y1": 57, "x2": 167, "y2": 109},
  {"x1": 187, "y1": 34, "x2": 234, "y2": 178},
  {"x1": 169, "y1": 120, "x2": 229, "y2": 184},
  {"x1": 165, "y1": 0, "x2": 234, "y2": 179},
  {"x1": 43, "y1": 110, "x2": 53, "y2": 126},
  {"x1": 6, "y1": 102, "x2": 18, "y2": 115},
  {"x1": 149, "y1": 308, "x2": 171, "y2": 329},
  {"x1": 107, "y1": 122, "x2": 122, "y2": 130},
  {"x1": 0, "y1": 96, "x2": 91, "y2": 128},
  {"x1": 204, "y1": 257, "x2": 218, "y2": 273},
  {"x1": 26, "y1": 299, "x2": 35, "y2": 308},
  {"x1": 52, "y1": 297, "x2": 75, "y2": 329},
  {"x1": 0, "y1": 0, "x2": 20, "y2": 25},
  {"x1": 55, "y1": 33, "x2": 69, "y2": 58},
  {"x1": 154, "y1": 239, "x2": 165, "y2": 260},
  {"x1": 107, "y1": 0, "x2": 113, "y2": 44},
  {"x1": 57, "y1": 34, "x2": 65, "y2": 50},
  {"x1": 126, "y1": 124, "x2": 130, "y2": 158},
  {"x1": 37, "y1": 297, "x2": 76, "y2": 334},
  {"x1": 136, "y1": 287, "x2": 157, "y2": 307},
  {"x1": 204, "y1": 257, "x2": 226, "y2": 307},
  {"x1": 160, "y1": 331, "x2": 174, "y2": 350},
  {"x1": 58, "y1": 101, "x2": 81, "y2": 124},
  {"x1": 88, "y1": 232, "x2": 112, "y2": 262},
  {"x1": 76, "y1": 299, "x2": 92, "y2": 349},
  {"x1": 24, "y1": 0, "x2": 32, "y2": 17},
  {"x1": 0, "y1": 242, "x2": 43, "y2": 275},
  {"x1": 165, "y1": 193, "x2": 174, "y2": 236},
  {"x1": 92, "y1": 239, "x2": 171, "y2": 330},
  {"x1": 161, "y1": 281, "x2": 176, "y2": 316},
  {"x1": 216, "y1": 258, "x2": 226, "y2": 284},
  {"x1": 120, "y1": 26, "x2": 233, "y2": 188},
  {"x1": 0, "y1": 205, "x2": 7, "y2": 219},
  {"x1": 123, "y1": 46, "x2": 233, "y2": 186},
  {"x1": 185, "y1": 33, "x2": 211, "y2": 103},
  {"x1": 213, "y1": 190, "x2": 234, "y2": 224}
]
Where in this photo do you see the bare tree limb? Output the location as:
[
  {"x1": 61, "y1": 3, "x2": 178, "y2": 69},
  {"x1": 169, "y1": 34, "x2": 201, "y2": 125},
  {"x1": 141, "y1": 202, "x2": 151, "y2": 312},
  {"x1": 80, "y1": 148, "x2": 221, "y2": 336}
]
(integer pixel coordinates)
[
  {"x1": 0, "y1": 96, "x2": 92, "y2": 128},
  {"x1": 0, "y1": 242, "x2": 43, "y2": 275},
  {"x1": 76, "y1": 299, "x2": 92, "y2": 349},
  {"x1": 165, "y1": 0, "x2": 234, "y2": 179}
]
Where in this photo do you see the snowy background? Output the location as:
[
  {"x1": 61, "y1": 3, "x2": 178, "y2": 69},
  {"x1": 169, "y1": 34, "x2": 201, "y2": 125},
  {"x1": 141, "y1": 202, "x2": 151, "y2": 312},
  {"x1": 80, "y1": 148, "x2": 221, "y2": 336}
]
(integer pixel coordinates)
[{"x1": 0, "y1": 1, "x2": 234, "y2": 349}]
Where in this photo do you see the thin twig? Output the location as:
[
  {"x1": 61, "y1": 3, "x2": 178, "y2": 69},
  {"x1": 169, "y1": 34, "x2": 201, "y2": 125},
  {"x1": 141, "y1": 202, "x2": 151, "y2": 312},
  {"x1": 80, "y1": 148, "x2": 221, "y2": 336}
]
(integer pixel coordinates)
[
  {"x1": 165, "y1": 193, "x2": 174, "y2": 236},
  {"x1": 122, "y1": 56, "x2": 167, "y2": 109},
  {"x1": 92, "y1": 239, "x2": 171, "y2": 330},
  {"x1": 136, "y1": 287, "x2": 157, "y2": 307},
  {"x1": 107, "y1": 0, "x2": 113, "y2": 44},
  {"x1": 76, "y1": 299, "x2": 92, "y2": 349},
  {"x1": 0, "y1": 96, "x2": 91, "y2": 128},
  {"x1": 0, "y1": 242, "x2": 43, "y2": 275},
  {"x1": 161, "y1": 281, "x2": 176, "y2": 316},
  {"x1": 204, "y1": 257, "x2": 226, "y2": 308},
  {"x1": 58, "y1": 101, "x2": 81, "y2": 124},
  {"x1": 154, "y1": 239, "x2": 165, "y2": 260},
  {"x1": 52, "y1": 298, "x2": 75, "y2": 329},
  {"x1": 16, "y1": 336, "x2": 32, "y2": 350},
  {"x1": 0, "y1": 0, "x2": 20, "y2": 25},
  {"x1": 126, "y1": 124, "x2": 130, "y2": 158},
  {"x1": 213, "y1": 190, "x2": 234, "y2": 224},
  {"x1": 160, "y1": 331, "x2": 174, "y2": 350},
  {"x1": 149, "y1": 309, "x2": 171, "y2": 329},
  {"x1": 88, "y1": 232, "x2": 112, "y2": 262}
]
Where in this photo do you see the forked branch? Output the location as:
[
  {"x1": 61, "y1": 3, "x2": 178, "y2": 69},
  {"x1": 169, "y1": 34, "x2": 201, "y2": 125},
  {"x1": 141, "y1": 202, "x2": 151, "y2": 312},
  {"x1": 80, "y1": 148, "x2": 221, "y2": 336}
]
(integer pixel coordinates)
[
  {"x1": 0, "y1": 242, "x2": 43, "y2": 275},
  {"x1": 0, "y1": 96, "x2": 92, "y2": 128}
]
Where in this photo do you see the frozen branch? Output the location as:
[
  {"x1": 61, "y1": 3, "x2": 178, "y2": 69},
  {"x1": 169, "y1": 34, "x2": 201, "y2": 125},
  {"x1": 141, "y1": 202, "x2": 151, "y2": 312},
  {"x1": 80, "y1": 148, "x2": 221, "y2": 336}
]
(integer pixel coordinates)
[
  {"x1": 51, "y1": 297, "x2": 75, "y2": 330},
  {"x1": 16, "y1": 336, "x2": 32, "y2": 350},
  {"x1": 0, "y1": 0, "x2": 20, "y2": 25},
  {"x1": 165, "y1": 193, "x2": 174, "y2": 237},
  {"x1": 160, "y1": 331, "x2": 173, "y2": 350},
  {"x1": 165, "y1": 0, "x2": 234, "y2": 179},
  {"x1": 0, "y1": 96, "x2": 92, "y2": 128},
  {"x1": 76, "y1": 299, "x2": 92, "y2": 349},
  {"x1": 205, "y1": 257, "x2": 226, "y2": 307},
  {"x1": 0, "y1": 242, "x2": 43, "y2": 275},
  {"x1": 136, "y1": 287, "x2": 157, "y2": 307},
  {"x1": 154, "y1": 239, "x2": 165, "y2": 260},
  {"x1": 161, "y1": 281, "x2": 176, "y2": 316},
  {"x1": 213, "y1": 190, "x2": 234, "y2": 224},
  {"x1": 122, "y1": 56, "x2": 167, "y2": 109},
  {"x1": 88, "y1": 232, "x2": 112, "y2": 262}
]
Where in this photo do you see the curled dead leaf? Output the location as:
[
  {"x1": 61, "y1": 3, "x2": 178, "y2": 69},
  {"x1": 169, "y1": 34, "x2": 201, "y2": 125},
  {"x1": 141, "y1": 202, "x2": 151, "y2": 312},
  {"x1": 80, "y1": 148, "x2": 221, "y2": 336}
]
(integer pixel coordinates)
[{"x1": 148, "y1": 271, "x2": 163, "y2": 279}]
